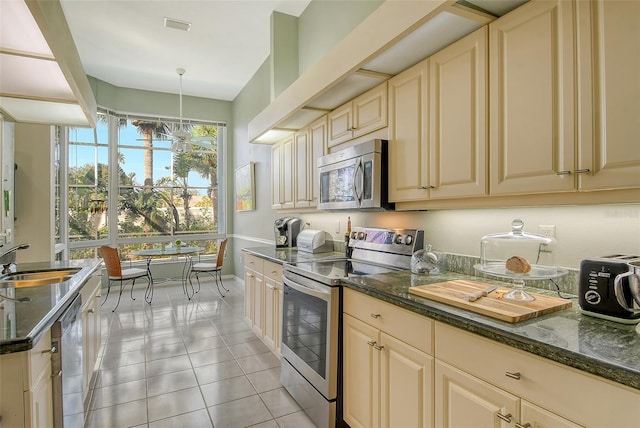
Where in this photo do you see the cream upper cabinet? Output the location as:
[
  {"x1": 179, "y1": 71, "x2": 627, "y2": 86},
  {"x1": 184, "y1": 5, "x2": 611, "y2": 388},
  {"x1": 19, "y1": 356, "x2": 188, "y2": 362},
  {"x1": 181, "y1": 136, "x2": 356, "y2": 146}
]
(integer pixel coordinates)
[
  {"x1": 389, "y1": 27, "x2": 488, "y2": 203},
  {"x1": 293, "y1": 116, "x2": 327, "y2": 208},
  {"x1": 271, "y1": 136, "x2": 294, "y2": 209},
  {"x1": 429, "y1": 26, "x2": 488, "y2": 199},
  {"x1": 489, "y1": 0, "x2": 576, "y2": 195},
  {"x1": 293, "y1": 129, "x2": 311, "y2": 207},
  {"x1": 328, "y1": 82, "x2": 388, "y2": 147},
  {"x1": 576, "y1": 0, "x2": 640, "y2": 191},
  {"x1": 308, "y1": 115, "x2": 327, "y2": 205},
  {"x1": 388, "y1": 61, "x2": 429, "y2": 202}
]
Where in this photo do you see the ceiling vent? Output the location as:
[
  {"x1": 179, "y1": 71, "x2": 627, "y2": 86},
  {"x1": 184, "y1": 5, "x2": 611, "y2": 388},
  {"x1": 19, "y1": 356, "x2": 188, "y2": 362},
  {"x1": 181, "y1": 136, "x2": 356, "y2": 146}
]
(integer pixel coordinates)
[{"x1": 163, "y1": 17, "x2": 191, "y2": 32}]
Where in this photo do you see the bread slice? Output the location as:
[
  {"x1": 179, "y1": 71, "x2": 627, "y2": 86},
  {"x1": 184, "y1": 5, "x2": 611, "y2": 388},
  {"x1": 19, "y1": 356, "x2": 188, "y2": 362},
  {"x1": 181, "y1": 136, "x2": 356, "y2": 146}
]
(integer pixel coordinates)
[{"x1": 505, "y1": 256, "x2": 531, "y2": 274}]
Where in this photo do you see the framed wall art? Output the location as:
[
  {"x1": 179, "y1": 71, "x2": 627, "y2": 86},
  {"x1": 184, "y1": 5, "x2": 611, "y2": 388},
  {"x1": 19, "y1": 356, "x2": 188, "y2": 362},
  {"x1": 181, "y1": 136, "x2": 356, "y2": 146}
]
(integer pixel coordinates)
[{"x1": 235, "y1": 162, "x2": 255, "y2": 211}]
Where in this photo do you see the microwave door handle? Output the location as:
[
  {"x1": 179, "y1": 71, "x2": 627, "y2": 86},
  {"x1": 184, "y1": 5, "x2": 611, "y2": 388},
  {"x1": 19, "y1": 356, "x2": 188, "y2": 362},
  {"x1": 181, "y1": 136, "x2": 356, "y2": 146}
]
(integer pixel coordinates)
[{"x1": 353, "y1": 159, "x2": 364, "y2": 203}]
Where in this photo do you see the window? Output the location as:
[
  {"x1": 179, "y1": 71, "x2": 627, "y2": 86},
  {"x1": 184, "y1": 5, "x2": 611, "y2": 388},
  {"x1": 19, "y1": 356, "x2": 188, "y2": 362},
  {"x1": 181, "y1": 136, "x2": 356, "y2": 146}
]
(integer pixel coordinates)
[{"x1": 61, "y1": 110, "x2": 226, "y2": 259}]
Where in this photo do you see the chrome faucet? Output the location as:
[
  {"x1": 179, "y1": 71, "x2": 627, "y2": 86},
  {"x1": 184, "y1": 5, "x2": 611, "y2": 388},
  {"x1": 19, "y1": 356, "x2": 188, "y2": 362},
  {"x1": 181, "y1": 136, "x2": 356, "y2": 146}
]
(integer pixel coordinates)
[{"x1": 0, "y1": 243, "x2": 30, "y2": 274}]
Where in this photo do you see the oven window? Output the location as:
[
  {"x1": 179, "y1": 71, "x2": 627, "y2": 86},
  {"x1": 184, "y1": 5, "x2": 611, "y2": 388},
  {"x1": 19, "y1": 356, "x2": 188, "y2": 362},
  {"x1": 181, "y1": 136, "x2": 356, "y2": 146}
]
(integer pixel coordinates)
[{"x1": 282, "y1": 284, "x2": 328, "y2": 379}]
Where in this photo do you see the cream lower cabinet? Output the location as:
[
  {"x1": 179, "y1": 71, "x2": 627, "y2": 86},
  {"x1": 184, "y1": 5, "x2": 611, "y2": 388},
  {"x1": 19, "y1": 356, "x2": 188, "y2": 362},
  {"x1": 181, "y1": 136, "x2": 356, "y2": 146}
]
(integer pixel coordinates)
[
  {"x1": 435, "y1": 322, "x2": 640, "y2": 428},
  {"x1": 0, "y1": 331, "x2": 54, "y2": 428},
  {"x1": 343, "y1": 288, "x2": 434, "y2": 428},
  {"x1": 262, "y1": 262, "x2": 283, "y2": 356},
  {"x1": 243, "y1": 254, "x2": 283, "y2": 356},
  {"x1": 80, "y1": 273, "x2": 102, "y2": 400}
]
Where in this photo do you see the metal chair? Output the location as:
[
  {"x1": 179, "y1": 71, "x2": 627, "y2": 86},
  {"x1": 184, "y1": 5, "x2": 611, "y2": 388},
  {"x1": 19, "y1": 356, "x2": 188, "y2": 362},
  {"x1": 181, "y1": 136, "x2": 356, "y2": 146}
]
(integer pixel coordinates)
[
  {"x1": 99, "y1": 245, "x2": 153, "y2": 311},
  {"x1": 188, "y1": 239, "x2": 228, "y2": 298}
]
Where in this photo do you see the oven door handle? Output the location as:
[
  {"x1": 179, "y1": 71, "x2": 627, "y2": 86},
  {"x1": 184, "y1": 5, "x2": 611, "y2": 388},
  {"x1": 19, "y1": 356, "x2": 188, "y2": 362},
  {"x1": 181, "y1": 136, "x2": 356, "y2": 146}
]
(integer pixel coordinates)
[{"x1": 283, "y1": 277, "x2": 331, "y2": 301}]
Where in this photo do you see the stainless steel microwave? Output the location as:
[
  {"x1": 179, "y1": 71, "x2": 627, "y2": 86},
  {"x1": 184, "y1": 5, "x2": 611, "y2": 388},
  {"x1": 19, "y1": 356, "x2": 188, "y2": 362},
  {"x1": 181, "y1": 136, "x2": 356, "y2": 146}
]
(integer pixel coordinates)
[{"x1": 317, "y1": 139, "x2": 394, "y2": 210}]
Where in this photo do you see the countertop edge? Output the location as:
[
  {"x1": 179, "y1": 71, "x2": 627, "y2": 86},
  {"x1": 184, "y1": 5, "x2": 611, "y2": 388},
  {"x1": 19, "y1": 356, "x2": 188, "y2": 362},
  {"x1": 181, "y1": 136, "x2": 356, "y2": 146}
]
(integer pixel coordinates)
[{"x1": 0, "y1": 259, "x2": 103, "y2": 354}]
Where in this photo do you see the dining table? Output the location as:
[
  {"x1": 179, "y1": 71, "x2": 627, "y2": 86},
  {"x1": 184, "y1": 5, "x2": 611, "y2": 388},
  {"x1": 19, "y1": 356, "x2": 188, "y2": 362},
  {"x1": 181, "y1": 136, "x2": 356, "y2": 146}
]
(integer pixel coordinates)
[{"x1": 130, "y1": 245, "x2": 205, "y2": 300}]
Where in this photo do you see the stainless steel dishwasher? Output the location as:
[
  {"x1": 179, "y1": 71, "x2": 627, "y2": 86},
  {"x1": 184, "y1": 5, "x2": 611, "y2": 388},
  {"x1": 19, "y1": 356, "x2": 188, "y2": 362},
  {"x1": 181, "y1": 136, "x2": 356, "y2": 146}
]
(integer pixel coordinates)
[{"x1": 51, "y1": 293, "x2": 84, "y2": 428}]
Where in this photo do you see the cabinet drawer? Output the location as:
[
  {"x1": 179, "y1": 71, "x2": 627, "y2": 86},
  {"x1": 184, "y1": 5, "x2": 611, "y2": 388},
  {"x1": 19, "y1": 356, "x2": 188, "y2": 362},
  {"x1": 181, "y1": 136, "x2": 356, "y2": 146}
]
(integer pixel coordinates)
[
  {"x1": 244, "y1": 254, "x2": 264, "y2": 274},
  {"x1": 344, "y1": 288, "x2": 433, "y2": 355},
  {"x1": 435, "y1": 322, "x2": 640, "y2": 428},
  {"x1": 263, "y1": 261, "x2": 283, "y2": 282}
]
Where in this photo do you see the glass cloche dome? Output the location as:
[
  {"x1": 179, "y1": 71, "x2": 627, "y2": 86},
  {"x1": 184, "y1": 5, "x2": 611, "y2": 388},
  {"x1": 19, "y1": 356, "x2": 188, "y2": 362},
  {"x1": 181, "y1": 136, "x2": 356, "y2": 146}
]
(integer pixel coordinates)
[{"x1": 474, "y1": 219, "x2": 567, "y2": 302}]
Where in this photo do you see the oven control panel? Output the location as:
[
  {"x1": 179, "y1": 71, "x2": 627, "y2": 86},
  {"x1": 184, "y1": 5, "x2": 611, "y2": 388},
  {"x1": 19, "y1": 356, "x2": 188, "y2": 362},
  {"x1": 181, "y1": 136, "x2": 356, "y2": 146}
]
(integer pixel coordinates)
[{"x1": 349, "y1": 227, "x2": 424, "y2": 256}]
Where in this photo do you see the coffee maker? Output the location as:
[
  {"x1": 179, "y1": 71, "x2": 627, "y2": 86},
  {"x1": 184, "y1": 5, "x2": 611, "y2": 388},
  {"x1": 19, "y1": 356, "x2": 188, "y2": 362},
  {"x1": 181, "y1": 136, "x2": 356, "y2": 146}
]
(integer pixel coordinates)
[{"x1": 274, "y1": 217, "x2": 301, "y2": 248}]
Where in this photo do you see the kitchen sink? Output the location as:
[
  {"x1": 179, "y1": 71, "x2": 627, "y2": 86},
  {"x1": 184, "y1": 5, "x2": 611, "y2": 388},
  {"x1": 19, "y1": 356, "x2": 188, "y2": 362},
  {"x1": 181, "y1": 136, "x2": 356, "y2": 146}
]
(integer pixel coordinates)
[{"x1": 0, "y1": 268, "x2": 81, "y2": 288}]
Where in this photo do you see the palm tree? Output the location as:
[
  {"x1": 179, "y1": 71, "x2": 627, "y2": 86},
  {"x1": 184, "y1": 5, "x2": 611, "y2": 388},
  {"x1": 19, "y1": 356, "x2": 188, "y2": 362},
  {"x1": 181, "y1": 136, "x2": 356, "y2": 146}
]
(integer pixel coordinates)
[{"x1": 131, "y1": 120, "x2": 164, "y2": 189}]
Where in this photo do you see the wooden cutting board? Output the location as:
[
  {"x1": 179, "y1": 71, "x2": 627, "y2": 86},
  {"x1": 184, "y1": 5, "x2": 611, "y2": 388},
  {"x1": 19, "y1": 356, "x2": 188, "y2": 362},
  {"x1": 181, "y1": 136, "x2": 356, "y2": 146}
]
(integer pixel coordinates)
[{"x1": 409, "y1": 279, "x2": 572, "y2": 323}]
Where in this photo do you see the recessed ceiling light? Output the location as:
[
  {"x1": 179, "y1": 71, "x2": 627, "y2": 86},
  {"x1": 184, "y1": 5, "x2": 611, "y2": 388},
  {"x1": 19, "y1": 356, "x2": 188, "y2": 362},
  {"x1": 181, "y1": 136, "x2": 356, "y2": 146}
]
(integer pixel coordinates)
[{"x1": 163, "y1": 17, "x2": 191, "y2": 32}]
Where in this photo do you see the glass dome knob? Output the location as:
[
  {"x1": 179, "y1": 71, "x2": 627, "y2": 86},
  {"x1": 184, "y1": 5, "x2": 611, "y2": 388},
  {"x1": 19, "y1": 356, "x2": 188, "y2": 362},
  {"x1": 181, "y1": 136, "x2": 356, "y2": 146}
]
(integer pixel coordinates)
[{"x1": 511, "y1": 219, "x2": 525, "y2": 235}]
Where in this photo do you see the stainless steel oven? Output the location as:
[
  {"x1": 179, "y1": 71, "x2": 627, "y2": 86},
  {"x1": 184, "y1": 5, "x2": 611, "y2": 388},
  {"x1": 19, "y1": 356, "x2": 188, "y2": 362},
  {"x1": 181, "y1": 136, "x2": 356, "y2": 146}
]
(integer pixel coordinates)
[
  {"x1": 281, "y1": 270, "x2": 341, "y2": 428},
  {"x1": 281, "y1": 227, "x2": 423, "y2": 428}
]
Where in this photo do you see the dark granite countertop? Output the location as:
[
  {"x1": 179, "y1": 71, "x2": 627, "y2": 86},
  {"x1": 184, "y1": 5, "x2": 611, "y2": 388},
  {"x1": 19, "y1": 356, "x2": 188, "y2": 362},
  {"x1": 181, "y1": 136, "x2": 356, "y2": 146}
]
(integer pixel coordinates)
[
  {"x1": 243, "y1": 247, "x2": 640, "y2": 391},
  {"x1": 0, "y1": 259, "x2": 103, "y2": 354},
  {"x1": 243, "y1": 246, "x2": 345, "y2": 264}
]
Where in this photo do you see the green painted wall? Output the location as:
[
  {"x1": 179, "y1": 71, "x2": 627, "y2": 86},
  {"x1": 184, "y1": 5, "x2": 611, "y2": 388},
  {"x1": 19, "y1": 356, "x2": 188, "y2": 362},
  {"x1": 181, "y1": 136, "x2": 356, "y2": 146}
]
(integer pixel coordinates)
[{"x1": 298, "y1": 0, "x2": 383, "y2": 73}]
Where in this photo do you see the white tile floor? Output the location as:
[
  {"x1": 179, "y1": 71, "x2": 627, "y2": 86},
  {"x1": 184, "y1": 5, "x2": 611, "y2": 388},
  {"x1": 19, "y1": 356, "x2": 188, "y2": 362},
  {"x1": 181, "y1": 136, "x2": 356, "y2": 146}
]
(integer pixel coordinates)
[{"x1": 87, "y1": 276, "x2": 317, "y2": 428}]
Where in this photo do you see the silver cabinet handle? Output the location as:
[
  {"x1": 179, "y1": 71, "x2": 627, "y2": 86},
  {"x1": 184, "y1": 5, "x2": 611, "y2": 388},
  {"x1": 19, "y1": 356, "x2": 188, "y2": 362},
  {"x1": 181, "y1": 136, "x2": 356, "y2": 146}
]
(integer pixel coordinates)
[
  {"x1": 51, "y1": 370, "x2": 62, "y2": 377},
  {"x1": 556, "y1": 170, "x2": 571, "y2": 175},
  {"x1": 42, "y1": 345, "x2": 58, "y2": 354},
  {"x1": 575, "y1": 168, "x2": 591, "y2": 174},
  {"x1": 505, "y1": 371, "x2": 521, "y2": 380},
  {"x1": 417, "y1": 185, "x2": 435, "y2": 189},
  {"x1": 515, "y1": 423, "x2": 531, "y2": 428},
  {"x1": 88, "y1": 308, "x2": 95, "y2": 314},
  {"x1": 496, "y1": 413, "x2": 512, "y2": 423},
  {"x1": 266, "y1": 284, "x2": 274, "y2": 290},
  {"x1": 366, "y1": 340, "x2": 376, "y2": 347},
  {"x1": 370, "y1": 313, "x2": 381, "y2": 319},
  {"x1": 373, "y1": 344, "x2": 384, "y2": 351}
]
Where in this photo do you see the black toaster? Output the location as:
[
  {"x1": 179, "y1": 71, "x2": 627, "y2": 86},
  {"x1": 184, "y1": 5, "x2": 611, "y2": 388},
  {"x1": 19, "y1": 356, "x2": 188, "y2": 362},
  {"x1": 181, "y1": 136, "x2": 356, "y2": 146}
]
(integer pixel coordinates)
[{"x1": 579, "y1": 255, "x2": 640, "y2": 321}]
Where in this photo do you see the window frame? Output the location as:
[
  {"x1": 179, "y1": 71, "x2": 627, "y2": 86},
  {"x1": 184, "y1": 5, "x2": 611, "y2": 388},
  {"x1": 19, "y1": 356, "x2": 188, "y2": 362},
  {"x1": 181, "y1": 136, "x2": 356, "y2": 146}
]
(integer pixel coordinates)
[{"x1": 60, "y1": 109, "x2": 227, "y2": 260}]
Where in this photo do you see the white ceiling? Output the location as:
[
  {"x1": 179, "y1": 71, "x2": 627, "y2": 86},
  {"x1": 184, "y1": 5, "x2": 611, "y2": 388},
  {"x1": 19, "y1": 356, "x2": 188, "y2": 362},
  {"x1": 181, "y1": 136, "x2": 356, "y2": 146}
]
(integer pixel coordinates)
[{"x1": 59, "y1": 0, "x2": 312, "y2": 101}]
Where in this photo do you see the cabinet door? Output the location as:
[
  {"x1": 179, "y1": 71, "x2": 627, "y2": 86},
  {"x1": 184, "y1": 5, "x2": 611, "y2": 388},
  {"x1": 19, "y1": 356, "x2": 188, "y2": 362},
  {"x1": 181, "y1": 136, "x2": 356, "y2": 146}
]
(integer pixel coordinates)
[
  {"x1": 25, "y1": 361, "x2": 53, "y2": 428},
  {"x1": 379, "y1": 332, "x2": 433, "y2": 428},
  {"x1": 271, "y1": 143, "x2": 283, "y2": 209},
  {"x1": 429, "y1": 27, "x2": 488, "y2": 199},
  {"x1": 281, "y1": 136, "x2": 295, "y2": 209},
  {"x1": 435, "y1": 360, "x2": 519, "y2": 428},
  {"x1": 251, "y1": 273, "x2": 264, "y2": 336},
  {"x1": 353, "y1": 82, "x2": 388, "y2": 138},
  {"x1": 244, "y1": 268, "x2": 257, "y2": 325},
  {"x1": 343, "y1": 314, "x2": 380, "y2": 428},
  {"x1": 262, "y1": 275, "x2": 278, "y2": 352},
  {"x1": 388, "y1": 61, "x2": 430, "y2": 202},
  {"x1": 521, "y1": 400, "x2": 583, "y2": 428},
  {"x1": 328, "y1": 102, "x2": 353, "y2": 147},
  {"x1": 309, "y1": 115, "x2": 328, "y2": 206},
  {"x1": 489, "y1": 0, "x2": 576, "y2": 195},
  {"x1": 577, "y1": 0, "x2": 640, "y2": 191},
  {"x1": 293, "y1": 129, "x2": 311, "y2": 208}
]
